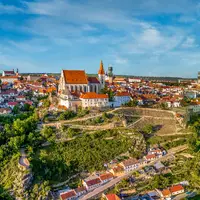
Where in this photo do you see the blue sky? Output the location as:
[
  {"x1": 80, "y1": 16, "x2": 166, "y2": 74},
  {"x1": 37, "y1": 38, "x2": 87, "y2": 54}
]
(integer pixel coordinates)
[{"x1": 0, "y1": 0, "x2": 200, "y2": 77}]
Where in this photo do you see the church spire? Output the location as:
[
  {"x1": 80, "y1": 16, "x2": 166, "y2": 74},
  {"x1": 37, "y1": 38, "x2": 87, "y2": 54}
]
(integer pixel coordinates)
[{"x1": 98, "y1": 60, "x2": 105, "y2": 75}]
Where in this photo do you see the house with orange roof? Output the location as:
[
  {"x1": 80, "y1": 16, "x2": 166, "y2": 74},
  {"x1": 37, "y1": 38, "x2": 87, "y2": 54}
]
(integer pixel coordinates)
[
  {"x1": 156, "y1": 188, "x2": 171, "y2": 199},
  {"x1": 144, "y1": 154, "x2": 157, "y2": 162},
  {"x1": 59, "y1": 189, "x2": 77, "y2": 200},
  {"x1": 99, "y1": 172, "x2": 114, "y2": 184},
  {"x1": 169, "y1": 184, "x2": 184, "y2": 196},
  {"x1": 103, "y1": 193, "x2": 121, "y2": 200},
  {"x1": 80, "y1": 92, "x2": 109, "y2": 108},
  {"x1": 109, "y1": 165, "x2": 124, "y2": 176},
  {"x1": 82, "y1": 176, "x2": 102, "y2": 191},
  {"x1": 120, "y1": 158, "x2": 139, "y2": 172}
]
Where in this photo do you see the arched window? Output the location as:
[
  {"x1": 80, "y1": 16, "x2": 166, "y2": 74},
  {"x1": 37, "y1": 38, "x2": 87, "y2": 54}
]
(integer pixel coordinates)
[
  {"x1": 75, "y1": 85, "x2": 77, "y2": 91},
  {"x1": 90, "y1": 85, "x2": 92, "y2": 92},
  {"x1": 94, "y1": 85, "x2": 97, "y2": 93},
  {"x1": 84, "y1": 86, "x2": 87, "y2": 92}
]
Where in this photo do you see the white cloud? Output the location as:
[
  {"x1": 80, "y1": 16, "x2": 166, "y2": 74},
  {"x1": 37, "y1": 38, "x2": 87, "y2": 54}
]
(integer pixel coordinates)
[
  {"x1": 140, "y1": 28, "x2": 163, "y2": 47},
  {"x1": 9, "y1": 39, "x2": 50, "y2": 53},
  {"x1": 115, "y1": 57, "x2": 128, "y2": 64},
  {"x1": 181, "y1": 36, "x2": 197, "y2": 48},
  {"x1": 178, "y1": 15, "x2": 196, "y2": 23},
  {"x1": 0, "y1": 3, "x2": 23, "y2": 14}
]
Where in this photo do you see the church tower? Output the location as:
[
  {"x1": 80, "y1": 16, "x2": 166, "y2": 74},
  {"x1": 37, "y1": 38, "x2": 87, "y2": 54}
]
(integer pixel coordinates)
[{"x1": 98, "y1": 60, "x2": 105, "y2": 90}]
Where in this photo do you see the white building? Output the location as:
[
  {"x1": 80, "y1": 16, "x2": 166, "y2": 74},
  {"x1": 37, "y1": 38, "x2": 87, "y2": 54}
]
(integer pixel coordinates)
[
  {"x1": 58, "y1": 61, "x2": 106, "y2": 109},
  {"x1": 128, "y1": 78, "x2": 142, "y2": 83},
  {"x1": 82, "y1": 177, "x2": 102, "y2": 191},
  {"x1": 80, "y1": 92, "x2": 109, "y2": 108},
  {"x1": 120, "y1": 158, "x2": 139, "y2": 172},
  {"x1": 111, "y1": 92, "x2": 131, "y2": 107}
]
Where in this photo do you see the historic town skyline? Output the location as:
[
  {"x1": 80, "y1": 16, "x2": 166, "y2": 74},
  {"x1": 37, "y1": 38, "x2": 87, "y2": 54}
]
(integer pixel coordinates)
[{"x1": 1, "y1": 0, "x2": 200, "y2": 77}]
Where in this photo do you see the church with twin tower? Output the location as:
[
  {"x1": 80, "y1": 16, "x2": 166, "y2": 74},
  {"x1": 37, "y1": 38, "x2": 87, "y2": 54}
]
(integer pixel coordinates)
[{"x1": 58, "y1": 60, "x2": 106, "y2": 109}]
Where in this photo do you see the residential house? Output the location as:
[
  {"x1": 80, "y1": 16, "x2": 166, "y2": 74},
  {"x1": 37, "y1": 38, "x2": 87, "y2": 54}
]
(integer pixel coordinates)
[
  {"x1": 144, "y1": 154, "x2": 157, "y2": 162},
  {"x1": 7, "y1": 102, "x2": 18, "y2": 109},
  {"x1": 169, "y1": 185, "x2": 184, "y2": 196},
  {"x1": 109, "y1": 165, "x2": 124, "y2": 176},
  {"x1": 128, "y1": 78, "x2": 142, "y2": 83},
  {"x1": 120, "y1": 158, "x2": 139, "y2": 172},
  {"x1": 0, "y1": 108, "x2": 12, "y2": 115},
  {"x1": 80, "y1": 92, "x2": 109, "y2": 108},
  {"x1": 104, "y1": 194, "x2": 121, "y2": 200},
  {"x1": 59, "y1": 190, "x2": 77, "y2": 200},
  {"x1": 75, "y1": 186, "x2": 87, "y2": 197},
  {"x1": 82, "y1": 177, "x2": 102, "y2": 191},
  {"x1": 16, "y1": 95, "x2": 26, "y2": 101},
  {"x1": 99, "y1": 173, "x2": 114, "y2": 184},
  {"x1": 157, "y1": 189, "x2": 171, "y2": 200},
  {"x1": 111, "y1": 92, "x2": 131, "y2": 107}
]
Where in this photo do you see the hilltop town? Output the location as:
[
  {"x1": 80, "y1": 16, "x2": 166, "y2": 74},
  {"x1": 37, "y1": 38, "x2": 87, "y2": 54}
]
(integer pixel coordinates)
[{"x1": 0, "y1": 62, "x2": 200, "y2": 200}]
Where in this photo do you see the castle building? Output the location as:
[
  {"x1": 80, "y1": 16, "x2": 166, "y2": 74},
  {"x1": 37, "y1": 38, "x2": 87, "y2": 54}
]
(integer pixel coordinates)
[
  {"x1": 58, "y1": 61, "x2": 106, "y2": 110},
  {"x1": 0, "y1": 69, "x2": 19, "y2": 83}
]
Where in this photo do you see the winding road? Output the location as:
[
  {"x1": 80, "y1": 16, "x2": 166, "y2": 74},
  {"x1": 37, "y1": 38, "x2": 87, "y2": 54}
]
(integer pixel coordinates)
[{"x1": 80, "y1": 145, "x2": 188, "y2": 200}]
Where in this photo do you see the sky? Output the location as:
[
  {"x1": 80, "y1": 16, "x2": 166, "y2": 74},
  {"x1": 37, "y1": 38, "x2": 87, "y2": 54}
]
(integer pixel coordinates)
[{"x1": 0, "y1": 0, "x2": 200, "y2": 77}]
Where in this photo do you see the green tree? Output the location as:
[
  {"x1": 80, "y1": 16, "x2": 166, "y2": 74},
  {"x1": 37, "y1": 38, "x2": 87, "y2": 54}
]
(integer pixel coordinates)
[
  {"x1": 142, "y1": 124, "x2": 154, "y2": 134},
  {"x1": 13, "y1": 105, "x2": 20, "y2": 114}
]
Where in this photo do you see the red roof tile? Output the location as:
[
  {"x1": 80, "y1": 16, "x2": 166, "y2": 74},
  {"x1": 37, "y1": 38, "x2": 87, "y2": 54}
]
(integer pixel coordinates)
[
  {"x1": 98, "y1": 60, "x2": 105, "y2": 75},
  {"x1": 8, "y1": 102, "x2": 18, "y2": 106},
  {"x1": 85, "y1": 178, "x2": 101, "y2": 186},
  {"x1": 100, "y1": 173, "x2": 113, "y2": 181},
  {"x1": 170, "y1": 185, "x2": 184, "y2": 193},
  {"x1": 63, "y1": 70, "x2": 88, "y2": 84},
  {"x1": 88, "y1": 77, "x2": 100, "y2": 84},
  {"x1": 80, "y1": 92, "x2": 108, "y2": 99},
  {"x1": 161, "y1": 189, "x2": 171, "y2": 196},
  {"x1": 145, "y1": 154, "x2": 156, "y2": 160},
  {"x1": 60, "y1": 190, "x2": 76, "y2": 200},
  {"x1": 115, "y1": 92, "x2": 130, "y2": 97},
  {"x1": 106, "y1": 194, "x2": 121, "y2": 200}
]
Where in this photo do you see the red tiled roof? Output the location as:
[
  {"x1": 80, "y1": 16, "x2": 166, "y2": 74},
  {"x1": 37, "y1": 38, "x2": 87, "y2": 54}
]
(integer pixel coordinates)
[
  {"x1": 98, "y1": 60, "x2": 105, "y2": 75},
  {"x1": 161, "y1": 189, "x2": 171, "y2": 196},
  {"x1": 111, "y1": 165, "x2": 124, "y2": 173},
  {"x1": 170, "y1": 185, "x2": 184, "y2": 193},
  {"x1": 63, "y1": 70, "x2": 88, "y2": 84},
  {"x1": 145, "y1": 154, "x2": 156, "y2": 160},
  {"x1": 88, "y1": 77, "x2": 100, "y2": 84},
  {"x1": 75, "y1": 186, "x2": 86, "y2": 193},
  {"x1": 100, "y1": 173, "x2": 113, "y2": 181},
  {"x1": 25, "y1": 101, "x2": 33, "y2": 105},
  {"x1": 80, "y1": 92, "x2": 108, "y2": 99},
  {"x1": 3, "y1": 70, "x2": 15, "y2": 74},
  {"x1": 106, "y1": 194, "x2": 121, "y2": 200},
  {"x1": 8, "y1": 102, "x2": 18, "y2": 106},
  {"x1": 17, "y1": 95, "x2": 25, "y2": 98},
  {"x1": 115, "y1": 92, "x2": 130, "y2": 97},
  {"x1": 0, "y1": 76, "x2": 18, "y2": 79},
  {"x1": 60, "y1": 190, "x2": 76, "y2": 200},
  {"x1": 85, "y1": 178, "x2": 101, "y2": 186},
  {"x1": 121, "y1": 158, "x2": 138, "y2": 167}
]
